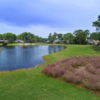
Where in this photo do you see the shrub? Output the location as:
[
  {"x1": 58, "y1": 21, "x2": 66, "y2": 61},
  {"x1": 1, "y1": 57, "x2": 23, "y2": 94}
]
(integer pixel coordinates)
[{"x1": 2, "y1": 43, "x2": 8, "y2": 46}]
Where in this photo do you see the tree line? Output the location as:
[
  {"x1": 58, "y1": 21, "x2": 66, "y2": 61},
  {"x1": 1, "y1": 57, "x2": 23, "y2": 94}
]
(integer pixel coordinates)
[
  {"x1": 0, "y1": 30, "x2": 100, "y2": 44},
  {"x1": 48, "y1": 14, "x2": 100, "y2": 44},
  {"x1": 48, "y1": 30, "x2": 100, "y2": 44},
  {"x1": 0, "y1": 32, "x2": 47, "y2": 43},
  {"x1": 0, "y1": 14, "x2": 100, "y2": 44}
]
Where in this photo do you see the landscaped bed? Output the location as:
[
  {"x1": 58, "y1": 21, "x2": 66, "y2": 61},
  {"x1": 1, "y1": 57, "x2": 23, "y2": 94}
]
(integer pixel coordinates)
[{"x1": 42, "y1": 56, "x2": 100, "y2": 93}]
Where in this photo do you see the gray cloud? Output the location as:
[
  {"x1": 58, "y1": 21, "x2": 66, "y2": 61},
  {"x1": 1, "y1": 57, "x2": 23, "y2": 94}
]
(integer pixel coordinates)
[{"x1": 0, "y1": 0, "x2": 100, "y2": 37}]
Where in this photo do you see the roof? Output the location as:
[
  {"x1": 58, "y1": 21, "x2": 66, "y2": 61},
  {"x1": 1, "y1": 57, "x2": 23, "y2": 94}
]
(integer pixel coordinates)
[
  {"x1": 87, "y1": 39, "x2": 94, "y2": 43},
  {"x1": 53, "y1": 39, "x2": 60, "y2": 42},
  {"x1": 46, "y1": 40, "x2": 49, "y2": 42},
  {"x1": 94, "y1": 40, "x2": 99, "y2": 43},
  {"x1": 15, "y1": 40, "x2": 23, "y2": 41},
  {"x1": 0, "y1": 40, "x2": 4, "y2": 43}
]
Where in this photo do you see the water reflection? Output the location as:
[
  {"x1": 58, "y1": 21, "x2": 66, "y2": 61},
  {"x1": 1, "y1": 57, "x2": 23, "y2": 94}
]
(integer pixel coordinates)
[
  {"x1": 48, "y1": 46, "x2": 66, "y2": 54},
  {"x1": 0, "y1": 45, "x2": 66, "y2": 71}
]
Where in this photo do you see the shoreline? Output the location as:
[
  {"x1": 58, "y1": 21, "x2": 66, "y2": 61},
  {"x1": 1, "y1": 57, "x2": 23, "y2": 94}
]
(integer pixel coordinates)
[
  {"x1": 0, "y1": 54, "x2": 49, "y2": 73},
  {"x1": 42, "y1": 56, "x2": 47, "y2": 67},
  {"x1": 0, "y1": 56, "x2": 46, "y2": 73},
  {"x1": 0, "y1": 44, "x2": 67, "y2": 73},
  {"x1": 0, "y1": 64, "x2": 42, "y2": 73}
]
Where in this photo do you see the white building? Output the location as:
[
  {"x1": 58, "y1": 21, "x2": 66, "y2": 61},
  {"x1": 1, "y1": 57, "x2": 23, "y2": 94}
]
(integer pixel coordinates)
[{"x1": 15, "y1": 40, "x2": 24, "y2": 43}]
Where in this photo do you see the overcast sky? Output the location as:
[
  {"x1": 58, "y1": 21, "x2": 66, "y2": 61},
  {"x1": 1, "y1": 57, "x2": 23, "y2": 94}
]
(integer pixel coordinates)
[{"x1": 0, "y1": 0, "x2": 100, "y2": 38}]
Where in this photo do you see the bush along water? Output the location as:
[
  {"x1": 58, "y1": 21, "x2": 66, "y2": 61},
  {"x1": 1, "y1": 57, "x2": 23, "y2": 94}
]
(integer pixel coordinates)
[
  {"x1": 2, "y1": 43, "x2": 8, "y2": 46},
  {"x1": 42, "y1": 56, "x2": 100, "y2": 92}
]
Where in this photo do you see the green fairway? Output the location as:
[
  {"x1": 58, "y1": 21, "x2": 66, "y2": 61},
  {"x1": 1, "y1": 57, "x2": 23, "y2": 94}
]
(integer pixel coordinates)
[
  {"x1": 43, "y1": 45, "x2": 100, "y2": 66},
  {"x1": 0, "y1": 45, "x2": 100, "y2": 100}
]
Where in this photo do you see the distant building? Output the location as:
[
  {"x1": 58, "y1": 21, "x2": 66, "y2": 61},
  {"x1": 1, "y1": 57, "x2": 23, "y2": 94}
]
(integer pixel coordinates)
[
  {"x1": 94, "y1": 40, "x2": 99, "y2": 44},
  {"x1": 4, "y1": 40, "x2": 9, "y2": 43},
  {"x1": 67, "y1": 40, "x2": 70, "y2": 44},
  {"x1": 24, "y1": 40, "x2": 31, "y2": 43},
  {"x1": 0, "y1": 40, "x2": 4, "y2": 43},
  {"x1": 0, "y1": 40, "x2": 9, "y2": 43},
  {"x1": 15, "y1": 40, "x2": 24, "y2": 43},
  {"x1": 86, "y1": 39, "x2": 99, "y2": 44},
  {"x1": 86, "y1": 39, "x2": 94, "y2": 44},
  {"x1": 53, "y1": 39, "x2": 61, "y2": 43},
  {"x1": 46, "y1": 40, "x2": 50, "y2": 43}
]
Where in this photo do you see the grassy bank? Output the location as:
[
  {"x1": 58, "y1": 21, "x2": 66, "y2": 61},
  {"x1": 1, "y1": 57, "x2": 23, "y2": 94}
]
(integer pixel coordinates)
[
  {"x1": 0, "y1": 43, "x2": 64, "y2": 46},
  {"x1": 0, "y1": 43, "x2": 36, "y2": 46},
  {"x1": 0, "y1": 45, "x2": 100, "y2": 100}
]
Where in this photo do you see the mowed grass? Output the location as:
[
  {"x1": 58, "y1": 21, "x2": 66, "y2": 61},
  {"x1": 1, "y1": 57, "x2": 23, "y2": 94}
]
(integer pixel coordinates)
[
  {"x1": 43, "y1": 45, "x2": 100, "y2": 65},
  {"x1": 0, "y1": 45, "x2": 100, "y2": 100}
]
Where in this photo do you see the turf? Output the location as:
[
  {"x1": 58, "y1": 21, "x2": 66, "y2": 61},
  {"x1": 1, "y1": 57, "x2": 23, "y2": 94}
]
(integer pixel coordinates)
[{"x1": 0, "y1": 45, "x2": 100, "y2": 100}]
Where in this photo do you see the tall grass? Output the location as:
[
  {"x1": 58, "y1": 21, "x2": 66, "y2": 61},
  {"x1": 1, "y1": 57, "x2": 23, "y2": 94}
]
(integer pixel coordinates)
[{"x1": 42, "y1": 56, "x2": 100, "y2": 92}]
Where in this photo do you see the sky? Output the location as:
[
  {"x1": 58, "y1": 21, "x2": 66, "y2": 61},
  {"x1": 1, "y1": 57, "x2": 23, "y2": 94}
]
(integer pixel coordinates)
[{"x1": 0, "y1": 0, "x2": 100, "y2": 38}]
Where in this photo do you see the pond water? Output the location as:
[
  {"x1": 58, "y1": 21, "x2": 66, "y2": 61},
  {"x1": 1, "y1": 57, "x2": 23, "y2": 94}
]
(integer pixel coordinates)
[{"x1": 0, "y1": 45, "x2": 66, "y2": 71}]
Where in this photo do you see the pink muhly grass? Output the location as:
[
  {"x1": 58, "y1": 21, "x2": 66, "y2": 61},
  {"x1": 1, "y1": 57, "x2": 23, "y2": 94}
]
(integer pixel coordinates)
[
  {"x1": 52, "y1": 65, "x2": 65, "y2": 77},
  {"x1": 41, "y1": 56, "x2": 100, "y2": 92},
  {"x1": 63, "y1": 73, "x2": 74, "y2": 83}
]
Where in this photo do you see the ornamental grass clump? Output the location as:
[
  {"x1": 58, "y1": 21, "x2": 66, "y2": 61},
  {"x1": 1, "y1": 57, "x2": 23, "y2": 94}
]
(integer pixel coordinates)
[{"x1": 42, "y1": 56, "x2": 100, "y2": 92}]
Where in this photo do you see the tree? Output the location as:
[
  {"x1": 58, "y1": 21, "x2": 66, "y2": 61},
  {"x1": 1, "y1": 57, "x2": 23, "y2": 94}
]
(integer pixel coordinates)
[
  {"x1": 84, "y1": 30, "x2": 90, "y2": 38},
  {"x1": 17, "y1": 32, "x2": 36, "y2": 43},
  {"x1": 98, "y1": 32, "x2": 100, "y2": 42},
  {"x1": 48, "y1": 33, "x2": 53, "y2": 43},
  {"x1": 90, "y1": 32, "x2": 98, "y2": 40},
  {"x1": 0, "y1": 34, "x2": 3, "y2": 40},
  {"x1": 53, "y1": 32, "x2": 57, "y2": 41},
  {"x1": 63, "y1": 33, "x2": 73, "y2": 43},
  {"x1": 73, "y1": 29, "x2": 88, "y2": 44},
  {"x1": 57, "y1": 33, "x2": 63, "y2": 40},
  {"x1": 93, "y1": 15, "x2": 100, "y2": 31},
  {"x1": 42, "y1": 38, "x2": 48, "y2": 42},
  {"x1": 38, "y1": 37, "x2": 42, "y2": 42},
  {"x1": 3, "y1": 33, "x2": 16, "y2": 43},
  {"x1": 92, "y1": 15, "x2": 100, "y2": 43}
]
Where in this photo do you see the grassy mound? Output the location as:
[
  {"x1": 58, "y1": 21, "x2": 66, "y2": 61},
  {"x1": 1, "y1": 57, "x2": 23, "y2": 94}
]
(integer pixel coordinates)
[{"x1": 42, "y1": 56, "x2": 100, "y2": 92}]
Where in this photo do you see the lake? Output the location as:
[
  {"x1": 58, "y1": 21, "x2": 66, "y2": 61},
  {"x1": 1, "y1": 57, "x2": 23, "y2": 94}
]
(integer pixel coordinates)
[{"x1": 0, "y1": 45, "x2": 66, "y2": 71}]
